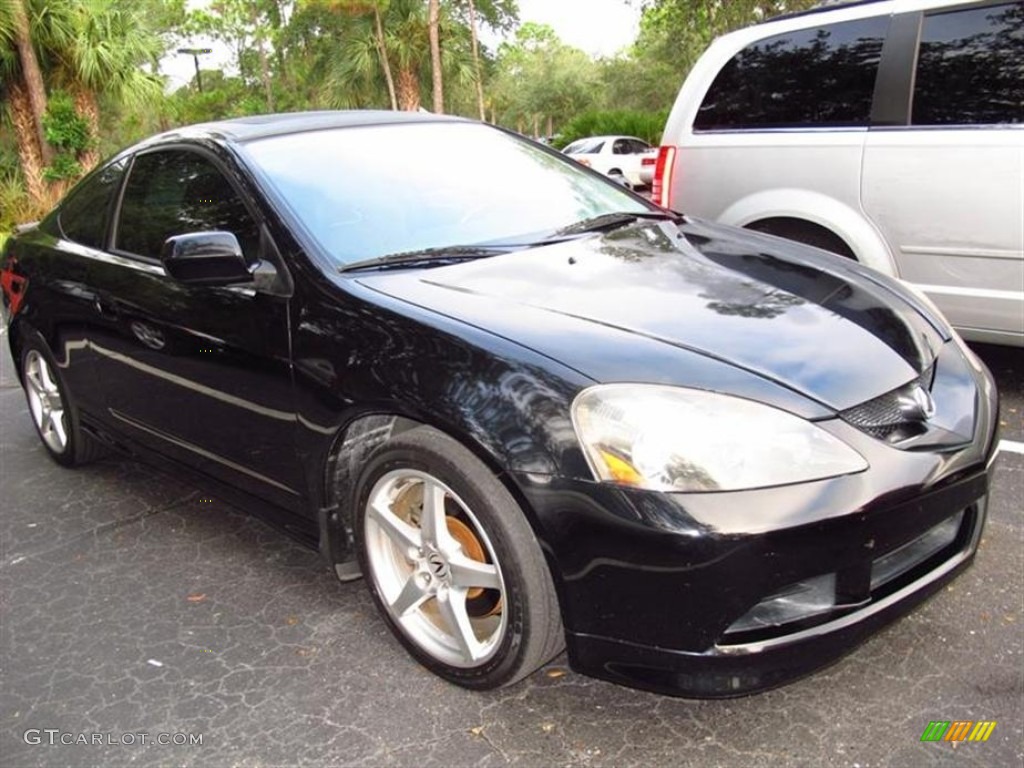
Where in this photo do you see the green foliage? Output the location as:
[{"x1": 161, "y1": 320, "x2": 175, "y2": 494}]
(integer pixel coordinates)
[
  {"x1": 554, "y1": 109, "x2": 669, "y2": 149},
  {"x1": 42, "y1": 93, "x2": 91, "y2": 153},
  {"x1": 41, "y1": 93, "x2": 89, "y2": 181},
  {"x1": 42, "y1": 153, "x2": 81, "y2": 182},
  {"x1": 491, "y1": 23, "x2": 598, "y2": 132},
  {"x1": 0, "y1": 173, "x2": 49, "y2": 233}
]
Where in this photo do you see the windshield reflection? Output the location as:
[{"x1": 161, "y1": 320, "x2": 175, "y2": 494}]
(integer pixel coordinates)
[{"x1": 243, "y1": 122, "x2": 647, "y2": 266}]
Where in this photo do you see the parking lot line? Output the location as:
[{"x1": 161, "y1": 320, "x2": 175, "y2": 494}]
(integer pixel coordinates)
[{"x1": 998, "y1": 439, "x2": 1024, "y2": 455}]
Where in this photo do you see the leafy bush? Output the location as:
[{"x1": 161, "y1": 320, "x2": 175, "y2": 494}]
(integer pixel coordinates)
[
  {"x1": 41, "y1": 93, "x2": 91, "y2": 182},
  {"x1": 553, "y1": 109, "x2": 670, "y2": 149},
  {"x1": 0, "y1": 174, "x2": 49, "y2": 237},
  {"x1": 42, "y1": 154, "x2": 83, "y2": 183}
]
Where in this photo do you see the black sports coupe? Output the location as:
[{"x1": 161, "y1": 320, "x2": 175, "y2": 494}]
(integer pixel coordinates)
[{"x1": 0, "y1": 112, "x2": 999, "y2": 697}]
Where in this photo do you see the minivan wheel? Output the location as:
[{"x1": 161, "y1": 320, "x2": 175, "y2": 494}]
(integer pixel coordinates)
[
  {"x1": 747, "y1": 218, "x2": 855, "y2": 259},
  {"x1": 354, "y1": 426, "x2": 564, "y2": 689},
  {"x1": 20, "y1": 339, "x2": 106, "y2": 467}
]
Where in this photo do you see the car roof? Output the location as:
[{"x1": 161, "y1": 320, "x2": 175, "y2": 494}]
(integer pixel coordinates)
[
  {"x1": 566, "y1": 135, "x2": 650, "y2": 148},
  {"x1": 571, "y1": 135, "x2": 646, "y2": 142},
  {"x1": 137, "y1": 110, "x2": 467, "y2": 148}
]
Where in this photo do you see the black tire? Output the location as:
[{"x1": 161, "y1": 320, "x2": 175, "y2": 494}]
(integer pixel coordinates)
[
  {"x1": 607, "y1": 169, "x2": 631, "y2": 189},
  {"x1": 353, "y1": 425, "x2": 564, "y2": 689},
  {"x1": 20, "y1": 335, "x2": 107, "y2": 467},
  {"x1": 747, "y1": 218, "x2": 855, "y2": 259}
]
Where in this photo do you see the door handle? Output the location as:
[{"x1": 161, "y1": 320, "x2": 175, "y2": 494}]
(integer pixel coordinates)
[{"x1": 93, "y1": 296, "x2": 118, "y2": 318}]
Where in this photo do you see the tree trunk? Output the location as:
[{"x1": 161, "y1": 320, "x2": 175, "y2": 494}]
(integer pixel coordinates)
[
  {"x1": 12, "y1": 0, "x2": 53, "y2": 165},
  {"x1": 428, "y1": 0, "x2": 444, "y2": 113},
  {"x1": 467, "y1": 0, "x2": 485, "y2": 121},
  {"x1": 396, "y1": 67, "x2": 421, "y2": 111},
  {"x1": 532, "y1": 114, "x2": 539, "y2": 139},
  {"x1": 374, "y1": 6, "x2": 398, "y2": 110},
  {"x1": 258, "y1": 41, "x2": 275, "y2": 111},
  {"x1": 251, "y1": 8, "x2": 275, "y2": 111},
  {"x1": 73, "y1": 88, "x2": 102, "y2": 173},
  {"x1": 9, "y1": 82, "x2": 49, "y2": 206},
  {"x1": 547, "y1": 115, "x2": 553, "y2": 138}
]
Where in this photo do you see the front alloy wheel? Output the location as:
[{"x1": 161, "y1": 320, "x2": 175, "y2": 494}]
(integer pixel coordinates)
[
  {"x1": 365, "y1": 469, "x2": 507, "y2": 667},
  {"x1": 355, "y1": 426, "x2": 564, "y2": 689}
]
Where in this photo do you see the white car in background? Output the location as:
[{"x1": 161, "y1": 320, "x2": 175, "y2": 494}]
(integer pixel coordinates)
[{"x1": 563, "y1": 136, "x2": 658, "y2": 188}]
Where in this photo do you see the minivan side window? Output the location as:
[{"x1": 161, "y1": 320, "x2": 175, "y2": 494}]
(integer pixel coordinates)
[
  {"x1": 913, "y1": 3, "x2": 1024, "y2": 126},
  {"x1": 694, "y1": 17, "x2": 889, "y2": 131}
]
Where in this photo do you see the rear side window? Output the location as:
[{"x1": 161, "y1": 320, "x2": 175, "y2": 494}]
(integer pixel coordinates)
[
  {"x1": 57, "y1": 160, "x2": 125, "y2": 249},
  {"x1": 913, "y1": 3, "x2": 1024, "y2": 126},
  {"x1": 695, "y1": 16, "x2": 889, "y2": 131}
]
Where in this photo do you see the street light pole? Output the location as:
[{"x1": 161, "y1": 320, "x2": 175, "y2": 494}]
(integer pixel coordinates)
[{"x1": 176, "y1": 47, "x2": 212, "y2": 93}]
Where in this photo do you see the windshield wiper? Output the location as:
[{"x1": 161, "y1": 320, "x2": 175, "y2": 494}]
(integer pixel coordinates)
[
  {"x1": 552, "y1": 210, "x2": 683, "y2": 237},
  {"x1": 339, "y1": 244, "x2": 514, "y2": 273}
]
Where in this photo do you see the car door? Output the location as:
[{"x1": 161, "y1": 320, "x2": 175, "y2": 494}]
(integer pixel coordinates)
[
  {"x1": 85, "y1": 146, "x2": 306, "y2": 511},
  {"x1": 862, "y1": 3, "x2": 1024, "y2": 343}
]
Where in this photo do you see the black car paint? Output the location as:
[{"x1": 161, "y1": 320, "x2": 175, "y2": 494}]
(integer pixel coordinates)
[{"x1": 1, "y1": 114, "x2": 998, "y2": 697}]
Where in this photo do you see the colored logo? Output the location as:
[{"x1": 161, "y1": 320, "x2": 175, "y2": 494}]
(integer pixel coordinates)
[{"x1": 921, "y1": 721, "x2": 997, "y2": 743}]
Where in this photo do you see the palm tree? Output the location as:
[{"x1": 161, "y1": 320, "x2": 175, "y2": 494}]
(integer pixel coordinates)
[
  {"x1": 428, "y1": 0, "x2": 443, "y2": 113},
  {"x1": 50, "y1": 0, "x2": 164, "y2": 170},
  {"x1": 466, "y1": 0, "x2": 484, "y2": 120},
  {"x1": 324, "y1": 0, "x2": 428, "y2": 111},
  {"x1": 3, "y1": 0, "x2": 53, "y2": 166},
  {"x1": 371, "y1": 0, "x2": 397, "y2": 110},
  {"x1": 304, "y1": 0, "x2": 397, "y2": 110}
]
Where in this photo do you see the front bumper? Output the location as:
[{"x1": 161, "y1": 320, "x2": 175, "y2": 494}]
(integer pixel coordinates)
[
  {"x1": 516, "y1": 343, "x2": 999, "y2": 698},
  {"x1": 564, "y1": 478, "x2": 988, "y2": 698}
]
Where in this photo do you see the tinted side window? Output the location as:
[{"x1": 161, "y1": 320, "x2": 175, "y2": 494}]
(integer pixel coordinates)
[
  {"x1": 58, "y1": 160, "x2": 125, "y2": 249},
  {"x1": 695, "y1": 17, "x2": 889, "y2": 131},
  {"x1": 116, "y1": 150, "x2": 259, "y2": 260},
  {"x1": 913, "y1": 3, "x2": 1024, "y2": 126}
]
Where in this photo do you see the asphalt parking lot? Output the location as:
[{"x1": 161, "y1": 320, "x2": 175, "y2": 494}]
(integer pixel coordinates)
[{"x1": 1, "y1": 336, "x2": 1021, "y2": 768}]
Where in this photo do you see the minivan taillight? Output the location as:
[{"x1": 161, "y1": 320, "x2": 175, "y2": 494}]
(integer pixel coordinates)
[{"x1": 651, "y1": 145, "x2": 677, "y2": 209}]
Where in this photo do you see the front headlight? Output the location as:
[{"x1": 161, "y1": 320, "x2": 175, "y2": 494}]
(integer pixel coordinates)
[{"x1": 571, "y1": 385, "x2": 868, "y2": 492}]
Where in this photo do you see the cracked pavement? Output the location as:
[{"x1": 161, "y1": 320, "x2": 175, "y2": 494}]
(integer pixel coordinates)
[{"x1": 1, "y1": 337, "x2": 1021, "y2": 768}]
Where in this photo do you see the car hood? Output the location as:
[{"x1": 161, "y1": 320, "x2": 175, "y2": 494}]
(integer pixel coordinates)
[{"x1": 354, "y1": 217, "x2": 946, "y2": 411}]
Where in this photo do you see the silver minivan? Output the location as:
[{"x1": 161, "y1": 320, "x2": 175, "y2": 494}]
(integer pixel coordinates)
[{"x1": 654, "y1": 0, "x2": 1023, "y2": 346}]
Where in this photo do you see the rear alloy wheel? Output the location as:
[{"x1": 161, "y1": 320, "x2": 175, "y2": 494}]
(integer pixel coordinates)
[
  {"x1": 21, "y1": 339, "x2": 106, "y2": 467},
  {"x1": 355, "y1": 426, "x2": 563, "y2": 688}
]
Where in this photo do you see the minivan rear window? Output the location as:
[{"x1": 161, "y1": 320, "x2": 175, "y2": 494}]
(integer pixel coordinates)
[
  {"x1": 694, "y1": 17, "x2": 889, "y2": 131},
  {"x1": 913, "y1": 3, "x2": 1024, "y2": 126}
]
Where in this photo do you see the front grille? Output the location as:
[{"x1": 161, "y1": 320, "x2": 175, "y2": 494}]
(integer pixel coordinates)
[
  {"x1": 870, "y1": 509, "x2": 965, "y2": 590},
  {"x1": 840, "y1": 365, "x2": 934, "y2": 441},
  {"x1": 720, "y1": 502, "x2": 977, "y2": 645}
]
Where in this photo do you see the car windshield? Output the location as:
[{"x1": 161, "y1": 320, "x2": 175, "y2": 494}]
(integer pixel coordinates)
[
  {"x1": 564, "y1": 138, "x2": 604, "y2": 154},
  {"x1": 243, "y1": 122, "x2": 648, "y2": 267}
]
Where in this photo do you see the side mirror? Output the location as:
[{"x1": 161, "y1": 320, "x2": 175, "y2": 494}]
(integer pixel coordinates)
[{"x1": 161, "y1": 232, "x2": 254, "y2": 286}]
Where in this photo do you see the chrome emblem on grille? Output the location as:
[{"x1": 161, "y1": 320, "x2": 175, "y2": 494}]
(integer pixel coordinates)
[{"x1": 897, "y1": 385, "x2": 936, "y2": 422}]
